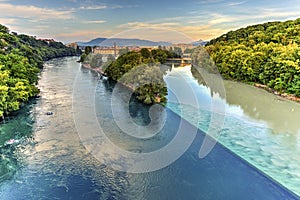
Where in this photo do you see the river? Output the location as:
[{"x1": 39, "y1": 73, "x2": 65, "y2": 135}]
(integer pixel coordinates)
[{"x1": 0, "y1": 57, "x2": 299, "y2": 199}]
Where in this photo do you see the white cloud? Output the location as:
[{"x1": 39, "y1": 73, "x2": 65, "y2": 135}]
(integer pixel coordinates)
[
  {"x1": 119, "y1": 22, "x2": 180, "y2": 29},
  {"x1": 208, "y1": 14, "x2": 236, "y2": 25},
  {"x1": 197, "y1": 0, "x2": 225, "y2": 4},
  {"x1": 82, "y1": 20, "x2": 106, "y2": 24},
  {"x1": 78, "y1": 4, "x2": 139, "y2": 10},
  {"x1": 227, "y1": 1, "x2": 247, "y2": 6},
  {"x1": 0, "y1": 3, "x2": 74, "y2": 20},
  {"x1": 79, "y1": 5, "x2": 107, "y2": 10}
]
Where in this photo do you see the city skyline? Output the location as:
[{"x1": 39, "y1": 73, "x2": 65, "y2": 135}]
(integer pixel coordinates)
[{"x1": 0, "y1": 0, "x2": 300, "y2": 43}]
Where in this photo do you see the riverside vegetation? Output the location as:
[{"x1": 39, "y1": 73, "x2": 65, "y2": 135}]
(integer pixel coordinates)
[
  {"x1": 3, "y1": 17, "x2": 300, "y2": 117},
  {"x1": 105, "y1": 48, "x2": 175, "y2": 104},
  {"x1": 0, "y1": 24, "x2": 79, "y2": 118},
  {"x1": 88, "y1": 19, "x2": 300, "y2": 105},
  {"x1": 81, "y1": 48, "x2": 180, "y2": 104},
  {"x1": 205, "y1": 18, "x2": 300, "y2": 98}
]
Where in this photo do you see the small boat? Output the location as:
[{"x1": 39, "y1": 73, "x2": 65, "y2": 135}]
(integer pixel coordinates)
[
  {"x1": 5, "y1": 139, "x2": 19, "y2": 145},
  {"x1": 46, "y1": 111, "x2": 53, "y2": 115}
]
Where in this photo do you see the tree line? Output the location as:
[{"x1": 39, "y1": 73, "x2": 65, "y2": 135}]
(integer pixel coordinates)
[
  {"x1": 0, "y1": 24, "x2": 79, "y2": 118},
  {"x1": 205, "y1": 18, "x2": 300, "y2": 97}
]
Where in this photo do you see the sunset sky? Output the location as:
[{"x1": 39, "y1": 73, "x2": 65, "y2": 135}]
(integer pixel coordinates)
[{"x1": 1, "y1": 0, "x2": 300, "y2": 43}]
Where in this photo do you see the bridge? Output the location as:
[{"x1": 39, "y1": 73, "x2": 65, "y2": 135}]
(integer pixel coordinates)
[{"x1": 165, "y1": 58, "x2": 192, "y2": 67}]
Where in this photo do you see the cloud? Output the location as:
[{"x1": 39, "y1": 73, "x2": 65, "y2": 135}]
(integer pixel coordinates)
[
  {"x1": 119, "y1": 22, "x2": 180, "y2": 29},
  {"x1": 227, "y1": 1, "x2": 247, "y2": 6},
  {"x1": 53, "y1": 30, "x2": 114, "y2": 42},
  {"x1": 117, "y1": 21, "x2": 226, "y2": 41},
  {"x1": 0, "y1": 3, "x2": 74, "y2": 20},
  {"x1": 197, "y1": 0, "x2": 225, "y2": 4},
  {"x1": 0, "y1": 17, "x2": 16, "y2": 25},
  {"x1": 78, "y1": 4, "x2": 139, "y2": 10},
  {"x1": 208, "y1": 14, "x2": 236, "y2": 25},
  {"x1": 257, "y1": 8, "x2": 300, "y2": 19},
  {"x1": 79, "y1": 5, "x2": 107, "y2": 10},
  {"x1": 82, "y1": 20, "x2": 106, "y2": 24}
]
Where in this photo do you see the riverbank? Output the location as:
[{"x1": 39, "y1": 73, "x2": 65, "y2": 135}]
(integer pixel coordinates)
[
  {"x1": 81, "y1": 63, "x2": 165, "y2": 104},
  {"x1": 253, "y1": 83, "x2": 300, "y2": 103},
  {"x1": 81, "y1": 63, "x2": 107, "y2": 76},
  {"x1": 1, "y1": 57, "x2": 300, "y2": 199}
]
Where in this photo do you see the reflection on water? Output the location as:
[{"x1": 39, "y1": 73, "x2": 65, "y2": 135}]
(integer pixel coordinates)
[
  {"x1": 167, "y1": 65, "x2": 300, "y2": 195},
  {"x1": 190, "y1": 65, "x2": 300, "y2": 135},
  {"x1": 225, "y1": 81, "x2": 300, "y2": 134},
  {"x1": 0, "y1": 57, "x2": 299, "y2": 199}
]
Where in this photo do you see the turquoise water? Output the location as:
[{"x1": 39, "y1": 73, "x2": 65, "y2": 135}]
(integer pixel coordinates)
[
  {"x1": 0, "y1": 57, "x2": 299, "y2": 199},
  {"x1": 165, "y1": 66, "x2": 300, "y2": 196}
]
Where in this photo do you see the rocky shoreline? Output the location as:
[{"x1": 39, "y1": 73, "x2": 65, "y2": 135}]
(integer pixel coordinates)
[{"x1": 254, "y1": 83, "x2": 300, "y2": 103}]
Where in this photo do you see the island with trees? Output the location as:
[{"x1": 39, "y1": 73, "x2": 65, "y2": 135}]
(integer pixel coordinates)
[
  {"x1": 105, "y1": 49, "x2": 174, "y2": 104},
  {"x1": 0, "y1": 24, "x2": 79, "y2": 119},
  {"x1": 80, "y1": 47, "x2": 180, "y2": 104}
]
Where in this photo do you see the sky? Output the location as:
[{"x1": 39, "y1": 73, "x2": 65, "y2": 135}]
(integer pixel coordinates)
[{"x1": 0, "y1": 0, "x2": 300, "y2": 43}]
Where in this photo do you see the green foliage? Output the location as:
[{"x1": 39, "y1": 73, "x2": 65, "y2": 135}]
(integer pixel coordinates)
[
  {"x1": 105, "y1": 49, "x2": 170, "y2": 104},
  {"x1": 206, "y1": 18, "x2": 300, "y2": 97},
  {"x1": 105, "y1": 51, "x2": 142, "y2": 80},
  {"x1": 16, "y1": 34, "x2": 78, "y2": 67},
  {"x1": 0, "y1": 25, "x2": 9, "y2": 33},
  {"x1": 0, "y1": 53, "x2": 40, "y2": 116},
  {"x1": 140, "y1": 48, "x2": 151, "y2": 58},
  {"x1": 79, "y1": 46, "x2": 92, "y2": 63},
  {"x1": 0, "y1": 24, "x2": 78, "y2": 117},
  {"x1": 84, "y1": 46, "x2": 92, "y2": 55},
  {"x1": 121, "y1": 65, "x2": 168, "y2": 104}
]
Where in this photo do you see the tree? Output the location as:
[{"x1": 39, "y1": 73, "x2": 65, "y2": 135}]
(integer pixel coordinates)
[
  {"x1": 0, "y1": 24, "x2": 9, "y2": 33},
  {"x1": 84, "y1": 46, "x2": 92, "y2": 55},
  {"x1": 140, "y1": 48, "x2": 151, "y2": 58},
  {"x1": 205, "y1": 17, "x2": 300, "y2": 97},
  {"x1": 90, "y1": 54, "x2": 102, "y2": 68},
  {"x1": 173, "y1": 47, "x2": 183, "y2": 57},
  {"x1": 105, "y1": 50, "x2": 168, "y2": 104},
  {"x1": 0, "y1": 23, "x2": 76, "y2": 117}
]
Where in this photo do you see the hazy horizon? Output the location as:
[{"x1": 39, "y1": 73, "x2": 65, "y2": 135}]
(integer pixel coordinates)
[{"x1": 1, "y1": 0, "x2": 300, "y2": 43}]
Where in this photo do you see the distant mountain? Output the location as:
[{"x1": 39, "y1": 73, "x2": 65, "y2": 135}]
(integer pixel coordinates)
[
  {"x1": 77, "y1": 38, "x2": 172, "y2": 47},
  {"x1": 192, "y1": 40, "x2": 208, "y2": 46}
]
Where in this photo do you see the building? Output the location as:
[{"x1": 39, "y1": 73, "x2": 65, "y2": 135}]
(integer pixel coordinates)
[
  {"x1": 138, "y1": 46, "x2": 159, "y2": 51},
  {"x1": 93, "y1": 44, "x2": 159, "y2": 57},
  {"x1": 66, "y1": 42, "x2": 78, "y2": 49},
  {"x1": 167, "y1": 43, "x2": 194, "y2": 52}
]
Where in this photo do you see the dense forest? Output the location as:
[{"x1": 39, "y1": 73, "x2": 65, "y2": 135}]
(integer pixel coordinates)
[
  {"x1": 0, "y1": 24, "x2": 79, "y2": 118},
  {"x1": 104, "y1": 49, "x2": 173, "y2": 104},
  {"x1": 205, "y1": 18, "x2": 300, "y2": 97}
]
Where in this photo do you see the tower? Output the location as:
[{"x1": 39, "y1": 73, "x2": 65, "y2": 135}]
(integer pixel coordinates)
[{"x1": 114, "y1": 42, "x2": 117, "y2": 57}]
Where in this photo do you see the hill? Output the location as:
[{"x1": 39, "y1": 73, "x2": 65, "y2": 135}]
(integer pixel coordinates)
[
  {"x1": 78, "y1": 38, "x2": 172, "y2": 47},
  {"x1": 0, "y1": 24, "x2": 79, "y2": 118},
  {"x1": 205, "y1": 18, "x2": 300, "y2": 97}
]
